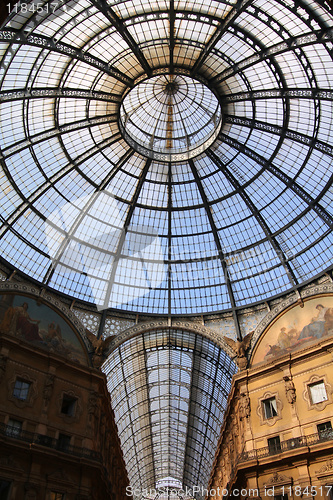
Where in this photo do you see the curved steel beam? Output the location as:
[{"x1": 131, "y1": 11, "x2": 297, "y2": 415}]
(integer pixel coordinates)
[
  {"x1": 222, "y1": 88, "x2": 333, "y2": 103},
  {"x1": 183, "y1": 346, "x2": 224, "y2": 490},
  {"x1": 0, "y1": 114, "x2": 118, "y2": 159},
  {"x1": 42, "y1": 147, "x2": 135, "y2": 286},
  {"x1": 188, "y1": 159, "x2": 241, "y2": 340},
  {"x1": 168, "y1": 163, "x2": 172, "y2": 316},
  {"x1": 117, "y1": 346, "x2": 145, "y2": 486},
  {"x1": 143, "y1": 334, "x2": 157, "y2": 488},
  {"x1": 218, "y1": 132, "x2": 333, "y2": 230},
  {"x1": 0, "y1": 29, "x2": 133, "y2": 86},
  {"x1": 94, "y1": 157, "x2": 153, "y2": 310},
  {"x1": 207, "y1": 149, "x2": 300, "y2": 288},
  {"x1": 283, "y1": 0, "x2": 330, "y2": 30},
  {"x1": 224, "y1": 115, "x2": 333, "y2": 159},
  {"x1": 220, "y1": 4, "x2": 322, "y2": 188},
  {"x1": 181, "y1": 334, "x2": 196, "y2": 488},
  {"x1": 0, "y1": 136, "x2": 128, "y2": 240},
  {"x1": 211, "y1": 0, "x2": 330, "y2": 90},
  {"x1": 210, "y1": 27, "x2": 333, "y2": 85},
  {"x1": 191, "y1": 0, "x2": 254, "y2": 76},
  {"x1": 88, "y1": 0, "x2": 152, "y2": 77},
  {"x1": 0, "y1": 87, "x2": 121, "y2": 103},
  {"x1": 170, "y1": 0, "x2": 175, "y2": 74}
]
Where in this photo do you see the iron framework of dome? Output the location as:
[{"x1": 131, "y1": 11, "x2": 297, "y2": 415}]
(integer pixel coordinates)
[{"x1": 0, "y1": 0, "x2": 333, "y2": 319}]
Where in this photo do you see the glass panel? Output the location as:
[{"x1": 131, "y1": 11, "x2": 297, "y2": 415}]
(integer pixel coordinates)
[
  {"x1": 102, "y1": 329, "x2": 237, "y2": 491},
  {"x1": 263, "y1": 397, "x2": 278, "y2": 419},
  {"x1": 309, "y1": 381, "x2": 328, "y2": 404},
  {"x1": 6, "y1": 419, "x2": 22, "y2": 438},
  {"x1": 13, "y1": 379, "x2": 30, "y2": 401}
]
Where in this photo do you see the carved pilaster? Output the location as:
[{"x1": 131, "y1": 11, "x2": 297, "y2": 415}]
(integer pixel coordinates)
[
  {"x1": 0, "y1": 354, "x2": 7, "y2": 382},
  {"x1": 42, "y1": 373, "x2": 54, "y2": 412},
  {"x1": 284, "y1": 376, "x2": 296, "y2": 405}
]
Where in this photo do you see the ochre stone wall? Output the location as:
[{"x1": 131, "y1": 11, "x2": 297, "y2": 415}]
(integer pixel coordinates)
[
  {"x1": 0, "y1": 293, "x2": 129, "y2": 500},
  {"x1": 208, "y1": 296, "x2": 333, "y2": 500}
]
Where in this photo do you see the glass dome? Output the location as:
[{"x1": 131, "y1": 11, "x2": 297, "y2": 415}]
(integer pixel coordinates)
[
  {"x1": 0, "y1": 0, "x2": 333, "y2": 316},
  {"x1": 119, "y1": 74, "x2": 223, "y2": 160}
]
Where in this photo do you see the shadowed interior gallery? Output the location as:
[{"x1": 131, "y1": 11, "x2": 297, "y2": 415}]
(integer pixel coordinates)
[{"x1": 0, "y1": 0, "x2": 333, "y2": 499}]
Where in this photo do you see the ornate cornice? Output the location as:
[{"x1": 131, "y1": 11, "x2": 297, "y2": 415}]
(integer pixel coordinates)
[
  {"x1": 0, "y1": 282, "x2": 90, "y2": 351},
  {"x1": 250, "y1": 284, "x2": 333, "y2": 359},
  {"x1": 264, "y1": 472, "x2": 292, "y2": 487},
  {"x1": 316, "y1": 459, "x2": 333, "y2": 477},
  {"x1": 104, "y1": 319, "x2": 235, "y2": 357}
]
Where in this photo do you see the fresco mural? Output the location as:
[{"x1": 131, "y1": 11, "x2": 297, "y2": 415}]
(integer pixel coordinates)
[
  {"x1": 252, "y1": 296, "x2": 333, "y2": 366},
  {"x1": 0, "y1": 293, "x2": 88, "y2": 365}
]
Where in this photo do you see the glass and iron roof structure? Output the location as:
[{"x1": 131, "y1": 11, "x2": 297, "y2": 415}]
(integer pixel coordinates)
[
  {"x1": 103, "y1": 328, "x2": 237, "y2": 496},
  {"x1": 0, "y1": 0, "x2": 333, "y2": 317},
  {"x1": 119, "y1": 74, "x2": 223, "y2": 160},
  {"x1": 1, "y1": 1, "x2": 333, "y2": 498}
]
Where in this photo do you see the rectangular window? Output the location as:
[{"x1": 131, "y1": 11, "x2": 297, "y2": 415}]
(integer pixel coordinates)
[
  {"x1": 268, "y1": 436, "x2": 281, "y2": 454},
  {"x1": 13, "y1": 379, "x2": 31, "y2": 401},
  {"x1": 308, "y1": 381, "x2": 327, "y2": 404},
  {"x1": 36, "y1": 434, "x2": 53, "y2": 447},
  {"x1": 6, "y1": 419, "x2": 22, "y2": 438},
  {"x1": 57, "y1": 433, "x2": 71, "y2": 452},
  {"x1": 61, "y1": 395, "x2": 77, "y2": 416},
  {"x1": 0, "y1": 479, "x2": 11, "y2": 500},
  {"x1": 317, "y1": 421, "x2": 332, "y2": 439},
  {"x1": 50, "y1": 492, "x2": 64, "y2": 500},
  {"x1": 262, "y1": 397, "x2": 278, "y2": 419}
]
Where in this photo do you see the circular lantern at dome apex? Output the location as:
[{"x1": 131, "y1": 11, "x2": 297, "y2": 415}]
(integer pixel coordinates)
[{"x1": 119, "y1": 74, "x2": 223, "y2": 162}]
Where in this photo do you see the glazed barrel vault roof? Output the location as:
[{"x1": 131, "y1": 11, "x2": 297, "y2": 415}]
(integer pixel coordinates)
[
  {"x1": 0, "y1": 0, "x2": 333, "y2": 496},
  {"x1": 103, "y1": 327, "x2": 237, "y2": 497}
]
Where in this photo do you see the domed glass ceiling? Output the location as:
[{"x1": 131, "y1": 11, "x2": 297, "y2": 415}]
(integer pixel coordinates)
[
  {"x1": 0, "y1": 0, "x2": 333, "y2": 316},
  {"x1": 119, "y1": 74, "x2": 222, "y2": 160}
]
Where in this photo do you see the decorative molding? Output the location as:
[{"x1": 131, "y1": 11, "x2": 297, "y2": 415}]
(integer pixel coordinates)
[
  {"x1": 103, "y1": 319, "x2": 235, "y2": 358},
  {"x1": 264, "y1": 471, "x2": 293, "y2": 487},
  {"x1": 256, "y1": 391, "x2": 283, "y2": 426},
  {"x1": 24, "y1": 482, "x2": 40, "y2": 500},
  {"x1": 238, "y1": 392, "x2": 251, "y2": 420},
  {"x1": 250, "y1": 286, "x2": 333, "y2": 361},
  {"x1": 43, "y1": 374, "x2": 55, "y2": 404},
  {"x1": 0, "y1": 453, "x2": 24, "y2": 471},
  {"x1": 316, "y1": 459, "x2": 333, "y2": 475},
  {"x1": 231, "y1": 413, "x2": 240, "y2": 436},
  {"x1": 48, "y1": 468, "x2": 71, "y2": 483},
  {"x1": 317, "y1": 475, "x2": 333, "y2": 484},
  {"x1": 284, "y1": 376, "x2": 296, "y2": 405},
  {"x1": 316, "y1": 459, "x2": 333, "y2": 484},
  {"x1": 0, "y1": 282, "x2": 91, "y2": 351}
]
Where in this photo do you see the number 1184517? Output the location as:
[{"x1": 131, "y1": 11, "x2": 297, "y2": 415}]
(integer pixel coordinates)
[{"x1": 7, "y1": 3, "x2": 65, "y2": 14}]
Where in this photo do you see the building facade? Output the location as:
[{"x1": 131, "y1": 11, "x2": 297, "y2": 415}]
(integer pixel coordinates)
[
  {"x1": 0, "y1": 285, "x2": 129, "y2": 500},
  {"x1": 208, "y1": 292, "x2": 333, "y2": 500}
]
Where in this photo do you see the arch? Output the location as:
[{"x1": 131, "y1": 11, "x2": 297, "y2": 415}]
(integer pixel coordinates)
[
  {"x1": 103, "y1": 319, "x2": 235, "y2": 358},
  {"x1": 0, "y1": 282, "x2": 90, "y2": 365},
  {"x1": 249, "y1": 283, "x2": 333, "y2": 367}
]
